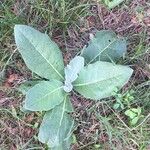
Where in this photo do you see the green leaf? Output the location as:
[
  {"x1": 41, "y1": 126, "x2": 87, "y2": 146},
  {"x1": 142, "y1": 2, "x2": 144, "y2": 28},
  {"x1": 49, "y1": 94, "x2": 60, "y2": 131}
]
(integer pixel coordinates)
[
  {"x1": 73, "y1": 61, "x2": 133, "y2": 100},
  {"x1": 103, "y1": 0, "x2": 125, "y2": 9},
  {"x1": 50, "y1": 137, "x2": 72, "y2": 150},
  {"x1": 63, "y1": 81, "x2": 73, "y2": 93},
  {"x1": 125, "y1": 108, "x2": 142, "y2": 126},
  {"x1": 130, "y1": 117, "x2": 139, "y2": 126},
  {"x1": 14, "y1": 25, "x2": 64, "y2": 81},
  {"x1": 71, "y1": 134, "x2": 77, "y2": 144},
  {"x1": 125, "y1": 108, "x2": 142, "y2": 119},
  {"x1": 137, "y1": 107, "x2": 142, "y2": 116},
  {"x1": 63, "y1": 56, "x2": 84, "y2": 92},
  {"x1": 125, "y1": 110, "x2": 137, "y2": 119},
  {"x1": 18, "y1": 80, "x2": 40, "y2": 94},
  {"x1": 64, "y1": 56, "x2": 84, "y2": 83},
  {"x1": 20, "y1": 105, "x2": 31, "y2": 113},
  {"x1": 38, "y1": 96, "x2": 74, "y2": 149},
  {"x1": 25, "y1": 80, "x2": 65, "y2": 111},
  {"x1": 113, "y1": 103, "x2": 120, "y2": 110},
  {"x1": 64, "y1": 95, "x2": 74, "y2": 113},
  {"x1": 81, "y1": 30, "x2": 126, "y2": 64}
]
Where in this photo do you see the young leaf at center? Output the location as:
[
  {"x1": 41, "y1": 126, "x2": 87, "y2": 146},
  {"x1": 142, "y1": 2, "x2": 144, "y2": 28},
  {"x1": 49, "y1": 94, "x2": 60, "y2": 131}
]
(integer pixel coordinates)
[{"x1": 63, "y1": 56, "x2": 84, "y2": 92}]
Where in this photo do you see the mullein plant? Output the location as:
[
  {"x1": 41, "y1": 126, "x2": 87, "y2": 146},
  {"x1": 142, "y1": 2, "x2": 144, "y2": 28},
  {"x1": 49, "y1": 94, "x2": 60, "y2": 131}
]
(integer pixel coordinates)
[{"x1": 14, "y1": 25, "x2": 133, "y2": 149}]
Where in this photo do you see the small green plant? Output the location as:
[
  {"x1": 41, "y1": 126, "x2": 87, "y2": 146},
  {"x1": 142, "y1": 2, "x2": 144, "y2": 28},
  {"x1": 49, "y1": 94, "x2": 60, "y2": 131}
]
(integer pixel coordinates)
[
  {"x1": 113, "y1": 89, "x2": 143, "y2": 126},
  {"x1": 102, "y1": 0, "x2": 125, "y2": 9},
  {"x1": 113, "y1": 89, "x2": 134, "y2": 110},
  {"x1": 125, "y1": 107, "x2": 143, "y2": 126},
  {"x1": 14, "y1": 25, "x2": 133, "y2": 149}
]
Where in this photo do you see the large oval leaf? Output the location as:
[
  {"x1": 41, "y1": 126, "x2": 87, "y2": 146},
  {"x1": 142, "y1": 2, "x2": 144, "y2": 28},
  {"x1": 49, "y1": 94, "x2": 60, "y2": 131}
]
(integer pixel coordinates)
[
  {"x1": 73, "y1": 61, "x2": 133, "y2": 100},
  {"x1": 14, "y1": 25, "x2": 64, "y2": 81},
  {"x1": 24, "y1": 80, "x2": 65, "y2": 111},
  {"x1": 81, "y1": 30, "x2": 127, "y2": 64},
  {"x1": 38, "y1": 95, "x2": 74, "y2": 149}
]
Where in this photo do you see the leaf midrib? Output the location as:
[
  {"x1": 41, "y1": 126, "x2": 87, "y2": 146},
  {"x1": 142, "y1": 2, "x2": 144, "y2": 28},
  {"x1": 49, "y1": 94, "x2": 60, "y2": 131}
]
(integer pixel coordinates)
[
  {"x1": 74, "y1": 74, "x2": 123, "y2": 87},
  {"x1": 27, "y1": 86, "x2": 63, "y2": 108},
  {"x1": 18, "y1": 30, "x2": 64, "y2": 80},
  {"x1": 52, "y1": 96, "x2": 73, "y2": 147},
  {"x1": 87, "y1": 39, "x2": 116, "y2": 65},
  {"x1": 48, "y1": 96, "x2": 66, "y2": 147}
]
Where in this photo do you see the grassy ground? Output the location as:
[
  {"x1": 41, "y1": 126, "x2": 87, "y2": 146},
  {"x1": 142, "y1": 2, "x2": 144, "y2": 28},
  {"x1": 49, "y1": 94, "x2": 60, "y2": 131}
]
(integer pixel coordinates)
[{"x1": 0, "y1": 0, "x2": 150, "y2": 149}]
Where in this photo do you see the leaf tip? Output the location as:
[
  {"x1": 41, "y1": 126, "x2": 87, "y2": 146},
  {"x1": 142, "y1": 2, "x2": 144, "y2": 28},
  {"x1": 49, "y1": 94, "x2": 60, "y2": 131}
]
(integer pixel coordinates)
[
  {"x1": 14, "y1": 24, "x2": 30, "y2": 36},
  {"x1": 128, "y1": 67, "x2": 134, "y2": 77},
  {"x1": 14, "y1": 24, "x2": 22, "y2": 32},
  {"x1": 14, "y1": 24, "x2": 25, "y2": 40}
]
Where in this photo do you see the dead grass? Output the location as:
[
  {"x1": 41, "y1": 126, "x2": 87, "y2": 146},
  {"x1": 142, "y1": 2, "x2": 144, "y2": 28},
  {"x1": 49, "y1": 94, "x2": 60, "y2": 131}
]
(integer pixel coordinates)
[{"x1": 0, "y1": 0, "x2": 150, "y2": 149}]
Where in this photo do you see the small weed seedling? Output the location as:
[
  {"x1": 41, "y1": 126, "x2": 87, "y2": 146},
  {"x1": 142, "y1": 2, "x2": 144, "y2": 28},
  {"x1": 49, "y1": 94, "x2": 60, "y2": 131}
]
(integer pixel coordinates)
[
  {"x1": 14, "y1": 25, "x2": 133, "y2": 149},
  {"x1": 113, "y1": 89, "x2": 143, "y2": 126},
  {"x1": 113, "y1": 89, "x2": 134, "y2": 110},
  {"x1": 125, "y1": 107, "x2": 143, "y2": 126}
]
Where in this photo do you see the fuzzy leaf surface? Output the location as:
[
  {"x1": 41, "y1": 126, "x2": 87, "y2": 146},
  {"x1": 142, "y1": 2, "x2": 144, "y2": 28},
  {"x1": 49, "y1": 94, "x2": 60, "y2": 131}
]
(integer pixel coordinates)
[
  {"x1": 65, "y1": 56, "x2": 84, "y2": 83},
  {"x1": 81, "y1": 30, "x2": 126, "y2": 64},
  {"x1": 73, "y1": 61, "x2": 133, "y2": 100},
  {"x1": 63, "y1": 56, "x2": 84, "y2": 92},
  {"x1": 25, "y1": 80, "x2": 65, "y2": 111},
  {"x1": 14, "y1": 25, "x2": 64, "y2": 81},
  {"x1": 18, "y1": 80, "x2": 40, "y2": 94},
  {"x1": 103, "y1": 0, "x2": 125, "y2": 9},
  {"x1": 38, "y1": 96, "x2": 74, "y2": 149}
]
